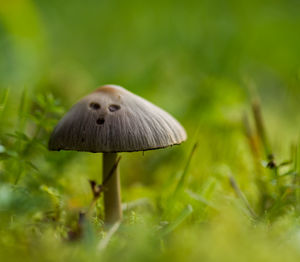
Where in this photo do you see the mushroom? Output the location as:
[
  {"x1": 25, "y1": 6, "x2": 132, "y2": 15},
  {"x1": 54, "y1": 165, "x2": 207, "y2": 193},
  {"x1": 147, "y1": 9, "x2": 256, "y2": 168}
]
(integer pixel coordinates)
[{"x1": 49, "y1": 85, "x2": 187, "y2": 224}]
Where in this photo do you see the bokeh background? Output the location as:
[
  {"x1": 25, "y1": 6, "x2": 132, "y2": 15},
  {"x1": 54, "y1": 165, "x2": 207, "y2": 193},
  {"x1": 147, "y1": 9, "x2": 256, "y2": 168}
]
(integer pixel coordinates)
[
  {"x1": 1, "y1": 0, "x2": 300, "y2": 261},
  {"x1": 1, "y1": 0, "x2": 300, "y2": 140}
]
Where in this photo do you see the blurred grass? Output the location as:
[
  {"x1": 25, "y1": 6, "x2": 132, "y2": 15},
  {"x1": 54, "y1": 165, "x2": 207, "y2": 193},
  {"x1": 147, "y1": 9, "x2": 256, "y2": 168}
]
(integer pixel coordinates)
[{"x1": 1, "y1": 0, "x2": 300, "y2": 261}]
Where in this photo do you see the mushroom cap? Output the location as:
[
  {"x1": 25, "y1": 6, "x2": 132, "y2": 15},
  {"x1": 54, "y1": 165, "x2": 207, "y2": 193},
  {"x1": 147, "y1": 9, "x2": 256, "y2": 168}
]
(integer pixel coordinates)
[{"x1": 49, "y1": 85, "x2": 187, "y2": 153}]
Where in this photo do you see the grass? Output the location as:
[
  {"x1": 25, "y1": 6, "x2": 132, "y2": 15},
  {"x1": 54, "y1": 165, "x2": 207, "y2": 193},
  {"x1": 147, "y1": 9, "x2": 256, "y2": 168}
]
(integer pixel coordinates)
[
  {"x1": 0, "y1": 86, "x2": 300, "y2": 262},
  {"x1": 1, "y1": 0, "x2": 300, "y2": 261}
]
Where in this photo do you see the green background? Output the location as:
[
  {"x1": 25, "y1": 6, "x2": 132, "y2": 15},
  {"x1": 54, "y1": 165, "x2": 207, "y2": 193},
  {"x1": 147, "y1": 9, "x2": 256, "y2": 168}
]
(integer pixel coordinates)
[{"x1": 1, "y1": 0, "x2": 300, "y2": 261}]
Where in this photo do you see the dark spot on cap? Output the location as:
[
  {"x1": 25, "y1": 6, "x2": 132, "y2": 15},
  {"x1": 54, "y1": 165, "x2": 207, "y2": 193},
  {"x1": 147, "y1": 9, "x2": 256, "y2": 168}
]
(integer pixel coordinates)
[
  {"x1": 96, "y1": 118, "x2": 105, "y2": 125},
  {"x1": 109, "y1": 104, "x2": 121, "y2": 112},
  {"x1": 90, "y1": 102, "x2": 100, "y2": 110}
]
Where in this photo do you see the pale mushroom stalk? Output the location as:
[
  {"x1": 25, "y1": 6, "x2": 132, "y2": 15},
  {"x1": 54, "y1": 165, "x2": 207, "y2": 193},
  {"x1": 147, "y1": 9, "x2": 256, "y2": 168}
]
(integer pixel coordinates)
[
  {"x1": 103, "y1": 152, "x2": 122, "y2": 224},
  {"x1": 48, "y1": 85, "x2": 187, "y2": 225}
]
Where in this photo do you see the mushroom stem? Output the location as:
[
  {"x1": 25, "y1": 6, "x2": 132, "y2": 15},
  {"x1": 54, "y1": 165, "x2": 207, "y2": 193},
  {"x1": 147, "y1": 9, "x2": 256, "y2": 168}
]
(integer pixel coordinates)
[{"x1": 103, "y1": 152, "x2": 122, "y2": 224}]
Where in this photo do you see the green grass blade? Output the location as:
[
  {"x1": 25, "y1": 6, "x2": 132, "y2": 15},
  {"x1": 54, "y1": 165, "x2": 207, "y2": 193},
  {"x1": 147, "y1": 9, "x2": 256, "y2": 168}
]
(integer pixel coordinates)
[
  {"x1": 173, "y1": 142, "x2": 198, "y2": 196},
  {"x1": 160, "y1": 204, "x2": 193, "y2": 237}
]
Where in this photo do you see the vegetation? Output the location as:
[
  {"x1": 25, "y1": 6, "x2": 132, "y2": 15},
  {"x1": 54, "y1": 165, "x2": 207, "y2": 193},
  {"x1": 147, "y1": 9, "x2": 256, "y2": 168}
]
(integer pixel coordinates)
[{"x1": 1, "y1": 0, "x2": 300, "y2": 261}]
